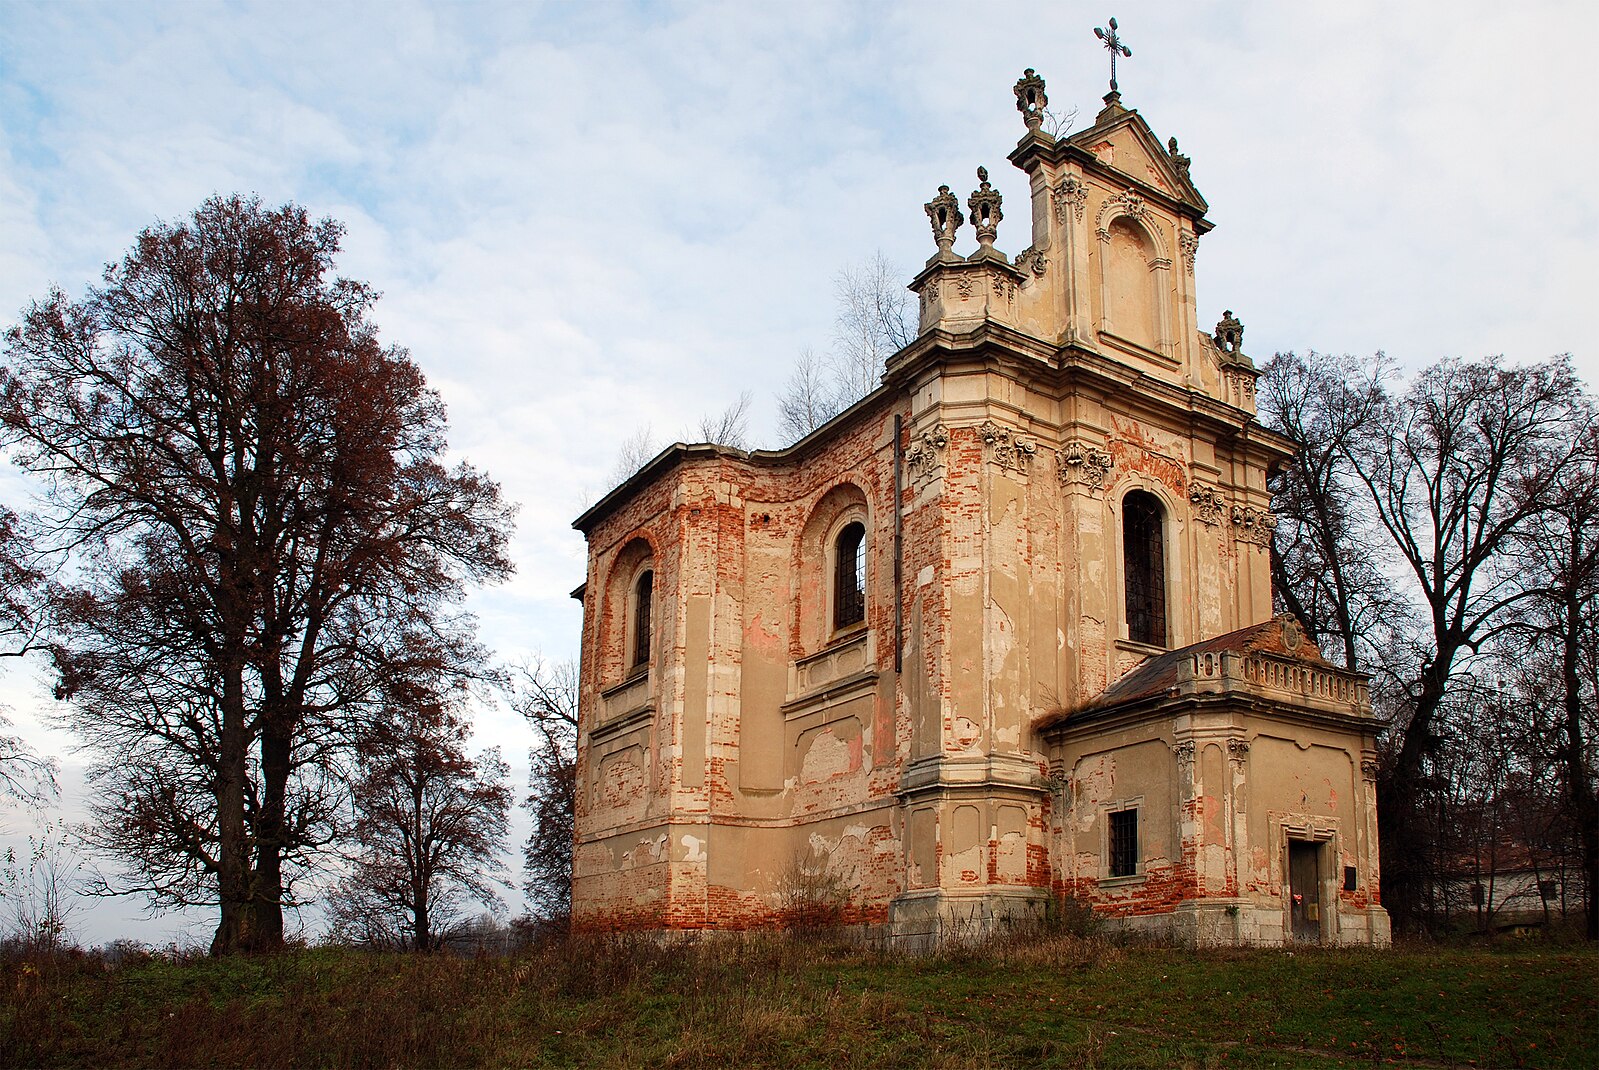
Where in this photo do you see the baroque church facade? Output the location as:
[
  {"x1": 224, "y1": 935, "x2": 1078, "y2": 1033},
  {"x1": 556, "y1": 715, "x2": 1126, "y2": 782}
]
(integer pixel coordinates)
[{"x1": 570, "y1": 66, "x2": 1390, "y2": 947}]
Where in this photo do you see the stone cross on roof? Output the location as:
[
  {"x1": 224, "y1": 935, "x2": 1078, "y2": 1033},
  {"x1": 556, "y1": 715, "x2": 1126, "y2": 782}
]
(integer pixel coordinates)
[{"x1": 1094, "y1": 17, "x2": 1131, "y2": 94}]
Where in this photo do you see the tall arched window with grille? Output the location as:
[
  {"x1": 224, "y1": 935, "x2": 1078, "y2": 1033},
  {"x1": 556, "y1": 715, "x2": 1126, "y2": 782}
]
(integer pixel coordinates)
[
  {"x1": 632, "y1": 568, "x2": 654, "y2": 669},
  {"x1": 1122, "y1": 491, "x2": 1167, "y2": 647},
  {"x1": 833, "y1": 521, "x2": 866, "y2": 631}
]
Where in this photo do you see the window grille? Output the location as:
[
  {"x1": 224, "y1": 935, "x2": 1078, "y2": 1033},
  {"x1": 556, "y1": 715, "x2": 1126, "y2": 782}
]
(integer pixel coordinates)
[
  {"x1": 1108, "y1": 808, "x2": 1138, "y2": 878},
  {"x1": 632, "y1": 570, "x2": 653, "y2": 668},
  {"x1": 834, "y1": 522, "x2": 866, "y2": 630},
  {"x1": 1123, "y1": 492, "x2": 1166, "y2": 647}
]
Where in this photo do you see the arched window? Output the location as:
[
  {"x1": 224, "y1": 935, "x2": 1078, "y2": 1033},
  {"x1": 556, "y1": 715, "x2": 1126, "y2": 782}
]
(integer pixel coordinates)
[
  {"x1": 632, "y1": 569, "x2": 654, "y2": 669},
  {"x1": 1123, "y1": 491, "x2": 1167, "y2": 647},
  {"x1": 833, "y1": 521, "x2": 866, "y2": 631}
]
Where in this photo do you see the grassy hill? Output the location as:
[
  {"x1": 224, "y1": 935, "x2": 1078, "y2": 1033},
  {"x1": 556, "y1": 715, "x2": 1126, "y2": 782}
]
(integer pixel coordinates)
[{"x1": 3, "y1": 933, "x2": 1595, "y2": 1068}]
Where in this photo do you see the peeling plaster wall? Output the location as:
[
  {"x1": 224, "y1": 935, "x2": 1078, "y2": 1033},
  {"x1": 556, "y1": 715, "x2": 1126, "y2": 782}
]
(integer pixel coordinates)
[{"x1": 571, "y1": 90, "x2": 1386, "y2": 946}]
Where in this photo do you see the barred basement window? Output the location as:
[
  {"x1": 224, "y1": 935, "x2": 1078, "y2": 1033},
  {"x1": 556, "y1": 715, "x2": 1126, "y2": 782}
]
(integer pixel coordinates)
[
  {"x1": 632, "y1": 569, "x2": 654, "y2": 669},
  {"x1": 1108, "y1": 808, "x2": 1139, "y2": 878},
  {"x1": 834, "y1": 521, "x2": 866, "y2": 630},
  {"x1": 1123, "y1": 491, "x2": 1167, "y2": 647}
]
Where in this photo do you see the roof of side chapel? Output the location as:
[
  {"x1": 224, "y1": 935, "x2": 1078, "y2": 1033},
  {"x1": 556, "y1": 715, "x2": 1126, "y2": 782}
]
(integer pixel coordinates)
[{"x1": 1035, "y1": 616, "x2": 1334, "y2": 733}]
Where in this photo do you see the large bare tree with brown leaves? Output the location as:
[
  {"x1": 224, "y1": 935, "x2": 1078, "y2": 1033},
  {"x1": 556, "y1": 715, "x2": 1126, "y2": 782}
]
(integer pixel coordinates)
[{"x1": 0, "y1": 195, "x2": 514, "y2": 954}]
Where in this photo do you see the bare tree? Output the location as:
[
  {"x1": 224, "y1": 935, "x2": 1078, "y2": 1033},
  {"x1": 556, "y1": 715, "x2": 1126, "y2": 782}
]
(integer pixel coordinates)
[
  {"x1": 608, "y1": 425, "x2": 660, "y2": 488},
  {"x1": 504, "y1": 657, "x2": 577, "y2": 921},
  {"x1": 777, "y1": 348, "x2": 839, "y2": 444},
  {"x1": 0, "y1": 507, "x2": 55, "y2": 805},
  {"x1": 328, "y1": 694, "x2": 510, "y2": 952},
  {"x1": 1258, "y1": 351, "x2": 1401, "y2": 670},
  {"x1": 1507, "y1": 426, "x2": 1599, "y2": 938},
  {"x1": 830, "y1": 251, "x2": 915, "y2": 402},
  {"x1": 1344, "y1": 356, "x2": 1591, "y2": 929},
  {"x1": 693, "y1": 390, "x2": 753, "y2": 450},
  {"x1": 1, "y1": 818, "x2": 82, "y2": 951},
  {"x1": 777, "y1": 252, "x2": 914, "y2": 443},
  {"x1": 607, "y1": 392, "x2": 754, "y2": 491},
  {"x1": 0, "y1": 195, "x2": 514, "y2": 954}
]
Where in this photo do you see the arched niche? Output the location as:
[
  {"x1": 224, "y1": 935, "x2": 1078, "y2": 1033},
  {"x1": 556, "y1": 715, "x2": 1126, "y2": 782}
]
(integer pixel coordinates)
[
  {"x1": 603, "y1": 536, "x2": 656, "y2": 684},
  {"x1": 1095, "y1": 205, "x2": 1175, "y2": 359},
  {"x1": 792, "y1": 482, "x2": 871, "y2": 655}
]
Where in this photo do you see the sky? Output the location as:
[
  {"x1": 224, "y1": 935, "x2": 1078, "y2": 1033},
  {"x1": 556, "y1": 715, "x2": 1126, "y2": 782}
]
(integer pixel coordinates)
[{"x1": 0, "y1": 0, "x2": 1595, "y2": 945}]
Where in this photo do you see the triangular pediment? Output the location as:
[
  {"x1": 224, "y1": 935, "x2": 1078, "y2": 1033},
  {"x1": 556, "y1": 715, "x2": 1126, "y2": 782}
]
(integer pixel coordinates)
[{"x1": 1066, "y1": 107, "x2": 1207, "y2": 214}]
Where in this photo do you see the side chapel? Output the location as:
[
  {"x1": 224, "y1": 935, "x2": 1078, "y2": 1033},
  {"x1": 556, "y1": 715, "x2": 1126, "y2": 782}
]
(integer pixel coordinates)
[{"x1": 570, "y1": 59, "x2": 1390, "y2": 947}]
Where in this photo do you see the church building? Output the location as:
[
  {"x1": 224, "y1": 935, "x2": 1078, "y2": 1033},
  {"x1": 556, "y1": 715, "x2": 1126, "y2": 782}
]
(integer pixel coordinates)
[{"x1": 570, "y1": 60, "x2": 1390, "y2": 947}]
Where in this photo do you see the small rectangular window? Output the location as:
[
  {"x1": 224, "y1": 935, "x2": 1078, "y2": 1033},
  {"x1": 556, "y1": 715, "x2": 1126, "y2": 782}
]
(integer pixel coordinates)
[
  {"x1": 1108, "y1": 808, "x2": 1138, "y2": 878},
  {"x1": 1343, "y1": 866, "x2": 1357, "y2": 892}
]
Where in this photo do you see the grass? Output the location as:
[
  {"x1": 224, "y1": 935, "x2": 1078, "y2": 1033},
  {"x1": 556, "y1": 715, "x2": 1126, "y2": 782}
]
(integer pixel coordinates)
[{"x1": 2, "y1": 932, "x2": 1595, "y2": 1068}]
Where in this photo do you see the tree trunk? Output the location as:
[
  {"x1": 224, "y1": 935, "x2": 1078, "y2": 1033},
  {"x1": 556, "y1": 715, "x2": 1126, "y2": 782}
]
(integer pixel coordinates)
[
  {"x1": 211, "y1": 658, "x2": 254, "y2": 956},
  {"x1": 1380, "y1": 655, "x2": 1452, "y2": 933},
  {"x1": 1561, "y1": 591, "x2": 1599, "y2": 940},
  {"x1": 250, "y1": 721, "x2": 292, "y2": 953}
]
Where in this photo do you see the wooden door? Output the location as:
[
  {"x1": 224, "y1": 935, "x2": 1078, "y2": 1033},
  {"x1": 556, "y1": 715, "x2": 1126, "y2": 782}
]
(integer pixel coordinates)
[{"x1": 1289, "y1": 840, "x2": 1322, "y2": 943}]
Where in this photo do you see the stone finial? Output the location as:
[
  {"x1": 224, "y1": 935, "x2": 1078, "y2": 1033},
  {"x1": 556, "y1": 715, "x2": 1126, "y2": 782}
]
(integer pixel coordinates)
[
  {"x1": 924, "y1": 185, "x2": 963, "y2": 258},
  {"x1": 1014, "y1": 68, "x2": 1048, "y2": 132},
  {"x1": 967, "y1": 167, "x2": 1003, "y2": 248},
  {"x1": 1168, "y1": 136, "x2": 1191, "y2": 180},
  {"x1": 1214, "y1": 310, "x2": 1244, "y2": 355}
]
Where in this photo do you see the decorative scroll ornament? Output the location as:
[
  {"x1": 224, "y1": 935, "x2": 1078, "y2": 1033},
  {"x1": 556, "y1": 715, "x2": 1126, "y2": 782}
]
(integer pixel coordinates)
[
  {"x1": 968, "y1": 167, "x2": 1003, "y2": 249},
  {"x1": 1015, "y1": 245, "x2": 1048, "y2": 277},
  {"x1": 980, "y1": 420, "x2": 1036, "y2": 473},
  {"x1": 924, "y1": 184, "x2": 964, "y2": 258},
  {"x1": 1014, "y1": 68, "x2": 1048, "y2": 132},
  {"x1": 1231, "y1": 503, "x2": 1278, "y2": 547},
  {"x1": 1187, "y1": 480, "x2": 1226, "y2": 526},
  {"x1": 1167, "y1": 136, "x2": 1192, "y2": 181},
  {"x1": 1179, "y1": 232, "x2": 1199, "y2": 274},
  {"x1": 1360, "y1": 759, "x2": 1380, "y2": 780},
  {"x1": 1214, "y1": 309, "x2": 1245, "y2": 355},
  {"x1": 1095, "y1": 188, "x2": 1150, "y2": 242},
  {"x1": 1172, "y1": 740, "x2": 1196, "y2": 767},
  {"x1": 1057, "y1": 440, "x2": 1114, "y2": 490},
  {"x1": 1280, "y1": 614, "x2": 1304, "y2": 653},
  {"x1": 1052, "y1": 176, "x2": 1087, "y2": 224},
  {"x1": 904, "y1": 423, "x2": 949, "y2": 480},
  {"x1": 954, "y1": 274, "x2": 975, "y2": 299},
  {"x1": 1224, "y1": 366, "x2": 1258, "y2": 408},
  {"x1": 1227, "y1": 738, "x2": 1251, "y2": 760}
]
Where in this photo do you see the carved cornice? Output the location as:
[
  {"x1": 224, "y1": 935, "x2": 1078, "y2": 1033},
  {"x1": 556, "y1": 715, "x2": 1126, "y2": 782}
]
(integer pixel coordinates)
[
  {"x1": 1188, "y1": 479, "x2": 1226, "y2": 526},
  {"x1": 1095, "y1": 188, "x2": 1150, "y2": 242},
  {"x1": 1014, "y1": 245, "x2": 1048, "y2": 278},
  {"x1": 1179, "y1": 232, "x2": 1199, "y2": 274},
  {"x1": 1057, "y1": 440, "x2": 1114, "y2": 490},
  {"x1": 980, "y1": 420, "x2": 1036, "y2": 474},
  {"x1": 1052, "y1": 176, "x2": 1087, "y2": 225},
  {"x1": 1231, "y1": 504, "x2": 1278, "y2": 547},
  {"x1": 904, "y1": 423, "x2": 949, "y2": 481}
]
